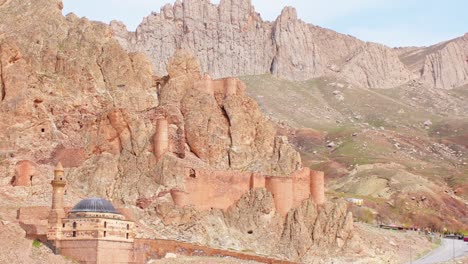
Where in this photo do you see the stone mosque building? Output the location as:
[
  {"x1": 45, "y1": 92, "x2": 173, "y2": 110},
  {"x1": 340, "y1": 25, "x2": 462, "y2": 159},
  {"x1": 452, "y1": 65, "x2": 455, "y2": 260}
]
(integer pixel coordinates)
[{"x1": 47, "y1": 163, "x2": 135, "y2": 263}]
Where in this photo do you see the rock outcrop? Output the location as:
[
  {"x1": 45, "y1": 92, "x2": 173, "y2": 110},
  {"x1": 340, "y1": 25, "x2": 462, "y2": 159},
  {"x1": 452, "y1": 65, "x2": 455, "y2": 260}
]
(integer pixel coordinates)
[
  {"x1": 399, "y1": 33, "x2": 468, "y2": 89},
  {"x1": 112, "y1": 0, "x2": 468, "y2": 90},
  {"x1": 0, "y1": 220, "x2": 73, "y2": 264},
  {"x1": 111, "y1": 0, "x2": 413, "y2": 88},
  {"x1": 0, "y1": 0, "x2": 160, "y2": 202},
  {"x1": 420, "y1": 34, "x2": 468, "y2": 89},
  {"x1": 153, "y1": 49, "x2": 301, "y2": 176}
]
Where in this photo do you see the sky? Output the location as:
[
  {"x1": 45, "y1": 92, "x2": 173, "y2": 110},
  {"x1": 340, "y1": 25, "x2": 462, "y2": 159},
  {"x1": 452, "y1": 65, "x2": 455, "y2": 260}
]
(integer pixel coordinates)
[{"x1": 62, "y1": 0, "x2": 467, "y2": 47}]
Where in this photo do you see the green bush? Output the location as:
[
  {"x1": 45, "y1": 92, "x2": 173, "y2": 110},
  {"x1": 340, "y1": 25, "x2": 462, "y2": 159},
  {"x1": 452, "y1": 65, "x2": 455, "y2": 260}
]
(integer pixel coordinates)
[{"x1": 32, "y1": 240, "x2": 42, "y2": 248}]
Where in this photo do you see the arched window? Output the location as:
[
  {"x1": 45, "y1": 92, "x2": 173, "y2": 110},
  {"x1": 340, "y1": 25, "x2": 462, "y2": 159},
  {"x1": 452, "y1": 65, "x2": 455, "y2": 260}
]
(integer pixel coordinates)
[
  {"x1": 126, "y1": 224, "x2": 129, "y2": 230},
  {"x1": 126, "y1": 233, "x2": 129, "y2": 239},
  {"x1": 103, "y1": 231, "x2": 106, "y2": 237},
  {"x1": 104, "y1": 221, "x2": 107, "y2": 228},
  {"x1": 72, "y1": 231, "x2": 76, "y2": 237},
  {"x1": 73, "y1": 222, "x2": 77, "y2": 229}
]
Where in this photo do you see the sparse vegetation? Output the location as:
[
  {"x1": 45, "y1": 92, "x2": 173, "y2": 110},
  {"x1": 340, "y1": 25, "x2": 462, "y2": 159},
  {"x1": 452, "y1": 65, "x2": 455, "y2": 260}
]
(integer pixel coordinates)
[
  {"x1": 32, "y1": 240, "x2": 42, "y2": 248},
  {"x1": 353, "y1": 207, "x2": 375, "y2": 224},
  {"x1": 241, "y1": 74, "x2": 468, "y2": 231}
]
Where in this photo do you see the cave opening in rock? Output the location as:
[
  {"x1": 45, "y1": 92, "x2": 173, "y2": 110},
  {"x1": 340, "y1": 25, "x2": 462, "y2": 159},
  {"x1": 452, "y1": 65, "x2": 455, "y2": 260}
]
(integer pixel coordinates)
[
  {"x1": 189, "y1": 169, "x2": 196, "y2": 178},
  {"x1": 247, "y1": 230, "x2": 253, "y2": 234}
]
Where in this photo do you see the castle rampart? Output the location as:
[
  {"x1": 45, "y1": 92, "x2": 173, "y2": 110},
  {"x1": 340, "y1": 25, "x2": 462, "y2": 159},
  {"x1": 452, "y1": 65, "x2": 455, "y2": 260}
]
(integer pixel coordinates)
[
  {"x1": 171, "y1": 167, "x2": 325, "y2": 216},
  {"x1": 310, "y1": 170, "x2": 325, "y2": 205}
]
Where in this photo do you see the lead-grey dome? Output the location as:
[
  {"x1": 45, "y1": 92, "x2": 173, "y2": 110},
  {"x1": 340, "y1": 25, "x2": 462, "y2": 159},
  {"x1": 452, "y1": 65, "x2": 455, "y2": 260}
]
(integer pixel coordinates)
[{"x1": 70, "y1": 197, "x2": 120, "y2": 214}]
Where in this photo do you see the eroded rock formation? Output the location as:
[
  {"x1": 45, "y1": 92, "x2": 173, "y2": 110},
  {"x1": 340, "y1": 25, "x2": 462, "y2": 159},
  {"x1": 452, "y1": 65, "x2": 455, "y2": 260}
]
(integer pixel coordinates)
[
  {"x1": 112, "y1": 0, "x2": 468, "y2": 90},
  {"x1": 111, "y1": 0, "x2": 414, "y2": 88},
  {"x1": 420, "y1": 34, "x2": 468, "y2": 89}
]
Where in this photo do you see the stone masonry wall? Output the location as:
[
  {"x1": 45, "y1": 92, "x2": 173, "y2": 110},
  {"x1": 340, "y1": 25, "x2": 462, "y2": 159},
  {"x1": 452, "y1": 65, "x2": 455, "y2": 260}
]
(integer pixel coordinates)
[{"x1": 171, "y1": 167, "x2": 325, "y2": 216}]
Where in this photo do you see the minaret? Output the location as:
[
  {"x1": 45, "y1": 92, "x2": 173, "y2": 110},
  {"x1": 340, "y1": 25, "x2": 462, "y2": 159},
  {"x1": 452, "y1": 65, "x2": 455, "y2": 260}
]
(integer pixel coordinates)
[{"x1": 47, "y1": 162, "x2": 67, "y2": 251}]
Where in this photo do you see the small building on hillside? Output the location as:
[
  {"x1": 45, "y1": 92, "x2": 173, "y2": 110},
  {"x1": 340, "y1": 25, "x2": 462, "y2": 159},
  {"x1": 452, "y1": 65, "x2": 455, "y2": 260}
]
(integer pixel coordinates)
[{"x1": 346, "y1": 197, "x2": 364, "y2": 206}]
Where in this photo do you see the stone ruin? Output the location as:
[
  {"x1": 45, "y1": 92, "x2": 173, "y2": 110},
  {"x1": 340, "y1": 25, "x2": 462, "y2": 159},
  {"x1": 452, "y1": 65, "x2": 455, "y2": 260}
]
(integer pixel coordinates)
[{"x1": 151, "y1": 50, "x2": 326, "y2": 216}]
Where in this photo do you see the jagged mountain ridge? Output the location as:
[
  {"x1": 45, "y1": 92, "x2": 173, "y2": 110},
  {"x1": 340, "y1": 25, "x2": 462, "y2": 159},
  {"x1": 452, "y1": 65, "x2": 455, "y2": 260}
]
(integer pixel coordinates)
[{"x1": 110, "y1": 0, "x2": 467, "y2": 89}]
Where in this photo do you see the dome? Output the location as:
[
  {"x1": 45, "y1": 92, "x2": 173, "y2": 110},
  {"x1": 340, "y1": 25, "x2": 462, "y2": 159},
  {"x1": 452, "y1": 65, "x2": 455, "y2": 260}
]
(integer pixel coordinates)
[{"x1": 70, "y1": 197, "x2": 120, "y2": 214}]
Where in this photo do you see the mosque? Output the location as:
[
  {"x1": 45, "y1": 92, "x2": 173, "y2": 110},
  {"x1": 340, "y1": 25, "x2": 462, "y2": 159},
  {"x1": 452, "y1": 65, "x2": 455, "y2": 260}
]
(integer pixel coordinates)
[{"x1": 47, "y1": 163, "x2": 135, "y2": 263}]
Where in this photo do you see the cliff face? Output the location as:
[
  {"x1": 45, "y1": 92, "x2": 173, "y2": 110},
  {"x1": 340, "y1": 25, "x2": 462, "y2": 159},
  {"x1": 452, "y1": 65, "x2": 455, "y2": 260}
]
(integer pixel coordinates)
[
  {"x1": 112, "y1": 0, "x2": 468, "y2": 90},
  {"x1": 112, "y1": 0, "x2": 275, "y2": 79},
  {"x1": 399, "y1": 34, "x2": 468, "y2": 89},
  {"x1": 420, "y1": 34, "x2": 468, "y2": 89},
  {"x1": 111, "y1": 0, "x2": 414, "y2": 88}
]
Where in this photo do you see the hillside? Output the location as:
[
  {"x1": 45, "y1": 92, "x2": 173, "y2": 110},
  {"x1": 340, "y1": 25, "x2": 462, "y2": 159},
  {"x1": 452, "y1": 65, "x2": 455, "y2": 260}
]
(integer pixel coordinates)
[{"x1": 241, "y1": 74, "x2": 468, "y2": 230}]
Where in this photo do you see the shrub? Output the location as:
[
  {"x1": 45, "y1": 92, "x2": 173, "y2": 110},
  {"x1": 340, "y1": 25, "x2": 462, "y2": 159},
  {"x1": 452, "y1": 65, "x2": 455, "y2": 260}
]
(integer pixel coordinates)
[{"x1": 32, "y1": 240, "x2": 41, "y2": 248}]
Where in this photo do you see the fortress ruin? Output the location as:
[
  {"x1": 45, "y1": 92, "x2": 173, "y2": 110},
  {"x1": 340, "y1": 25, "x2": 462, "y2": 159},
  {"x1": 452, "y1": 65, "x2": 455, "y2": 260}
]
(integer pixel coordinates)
[{"x1": 152, "y1": 74, "x2": 326, "y2": 216}]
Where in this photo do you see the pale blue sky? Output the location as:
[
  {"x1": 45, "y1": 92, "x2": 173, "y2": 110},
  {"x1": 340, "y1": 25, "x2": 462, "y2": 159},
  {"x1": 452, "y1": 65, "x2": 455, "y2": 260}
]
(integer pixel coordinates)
[{"x1": 62, "y1": 0, "x2": 467, "y2": 47}]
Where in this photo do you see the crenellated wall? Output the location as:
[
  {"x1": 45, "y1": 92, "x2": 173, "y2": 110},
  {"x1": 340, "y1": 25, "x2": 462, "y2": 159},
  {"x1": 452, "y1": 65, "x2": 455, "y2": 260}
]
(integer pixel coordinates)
[{"x1": 171, "y1": 167, "x2": 325, "y2": 216}]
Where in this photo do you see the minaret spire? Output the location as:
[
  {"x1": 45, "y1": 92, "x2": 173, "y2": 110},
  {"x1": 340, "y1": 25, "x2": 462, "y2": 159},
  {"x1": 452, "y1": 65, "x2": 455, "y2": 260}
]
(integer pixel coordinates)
[{"x1": 48, "y1": 162, "x2": 67, "y2": 253}]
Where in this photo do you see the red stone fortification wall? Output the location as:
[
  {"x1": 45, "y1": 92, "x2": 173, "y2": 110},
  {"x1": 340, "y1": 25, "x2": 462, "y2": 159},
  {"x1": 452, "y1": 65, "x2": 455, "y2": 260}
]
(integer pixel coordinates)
[
  {"x1": 249, "y1": 173, "x2": 266, "y2": 189},
  {"x1": 153, "y1": 117, "x2": 168, "y2": 160},
  {"x1": 193, "y1": 76, "x2": 245, "y2": 98},
  {"x1": 310, "y1": 170, "x2": 325, "y2": 205},
  {"x1": 291, "y1": 168, "x2": 312, "y2": 207},
  {"x1": 60, "y1": 240, "x2": 133, "y2": 264},
  {"x1": 171, "y1": 167, "x2": 326, "y2": 216},
  {"x1": 12, "y1": 160, "x2": 35, "y2": 186},
  {"x1": 179, "y1": 169, "x2": 253, "y2": 210},
  {"x1": 193, "y1": 76, "x2": 215, "y2": 96},
  {"x1": 224, "y1": 77, "x2": 238, "y2": 96},
  {"x1": 265, "y1": 177, "x2": 293, "y2": 216},
  {"x1": 132, "y1": 239, "x2": 295, "y2": 264},
  {"x1": 17, "y1": 206, "x2": 50, "y2": 221}
]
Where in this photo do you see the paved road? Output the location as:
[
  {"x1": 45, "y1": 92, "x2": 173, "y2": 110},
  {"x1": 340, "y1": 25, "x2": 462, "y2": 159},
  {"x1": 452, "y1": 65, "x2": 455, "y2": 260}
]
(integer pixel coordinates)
[{"x1": 411, "y1": 238, "x2": 468, "y2": 264}]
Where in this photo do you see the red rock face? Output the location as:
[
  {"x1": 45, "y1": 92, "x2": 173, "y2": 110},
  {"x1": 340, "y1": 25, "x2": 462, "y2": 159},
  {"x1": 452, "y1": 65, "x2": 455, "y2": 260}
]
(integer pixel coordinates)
[
  {"x1": 50, "y1": 146, "x2": 86, "y2": 168},
  {"x1": 12, "y1": 160, "x2": 35, "y2": 186}
]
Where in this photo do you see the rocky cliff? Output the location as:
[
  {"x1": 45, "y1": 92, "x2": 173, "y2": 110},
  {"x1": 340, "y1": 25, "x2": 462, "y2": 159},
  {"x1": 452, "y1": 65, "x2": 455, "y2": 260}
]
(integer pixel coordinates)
[
  {"x1": 420, "y1": 34, "x2": 468, "y2": 89},
  {"x1": 112, "y1": 0, "x2": 468, "y2": 90},
  {"x1": 399, "y1": 34, "x2": 468, "y2": 89},
  {"x1": 111, "y1": 0, "x2": 414, "y2": 88}
]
